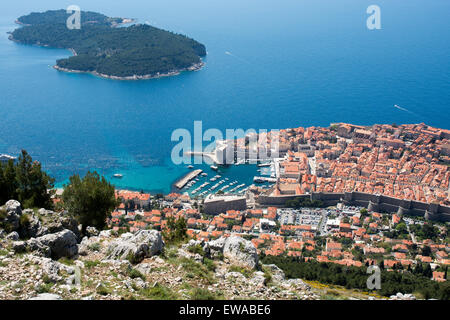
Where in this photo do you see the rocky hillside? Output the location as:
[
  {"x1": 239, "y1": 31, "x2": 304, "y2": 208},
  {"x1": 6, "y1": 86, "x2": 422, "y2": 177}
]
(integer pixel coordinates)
[
  {"x1": 2, "y1": 200, "x2": 414, "y2": 300},
  {"x1": 0, "y1": 200, "x2": 320, "y2": 300}
]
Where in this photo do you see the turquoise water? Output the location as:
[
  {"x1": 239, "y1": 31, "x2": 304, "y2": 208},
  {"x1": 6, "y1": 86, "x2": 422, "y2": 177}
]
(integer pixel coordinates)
[{"x1": 1, "y1": 0, "x2": 449, "y2": 193}]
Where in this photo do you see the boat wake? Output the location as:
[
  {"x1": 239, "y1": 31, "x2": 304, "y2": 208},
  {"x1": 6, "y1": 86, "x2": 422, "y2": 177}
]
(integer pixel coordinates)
[
  {"x1": 225, "y1": 51, "x2": 252, "y2": 65},
  {"x1": 394, "y1": 104, "x2": 419, "y2": 117}
]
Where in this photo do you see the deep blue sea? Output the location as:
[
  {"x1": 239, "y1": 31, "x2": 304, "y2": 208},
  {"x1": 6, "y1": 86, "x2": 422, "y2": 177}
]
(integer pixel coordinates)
[{"x1": 1, "y1": 0, "x2": 449, "y2": 193}]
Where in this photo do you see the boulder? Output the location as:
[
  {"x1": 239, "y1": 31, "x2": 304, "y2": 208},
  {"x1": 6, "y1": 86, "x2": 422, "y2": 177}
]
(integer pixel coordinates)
[
  {"x1": 12, "y1": 241, "x2": 27, "y2": 253},
  {"x1": 262, "y1": 264, "x2": 285, "y2": 282},
  {"x1": 26, "y1": 237, "x2": 52, "y2": 257},
  {"x1": 42, "y1": 211, "x2": 81, "y2": 242},
  {"x1": 27, "y1": 229, "x2": 78, "y2": 259},
  {"x1": 6, "y1": 231, "x2": 19, "y2": 241},
  {"x1": 77, "y1": 237, "x2": 90, "y2": 256},
  {"x1": 86, "y1": 226, "x2": 99, "y2": 237},
  {"x1": 99, "y1": 230, "x2": 112, "y2": 238},
  {"x1": 222, "y1": 236, "x2": 258, "y2": 269},
  {"x1": 204, "y1": 237, "x2": 226, "y2": 259},
  {"x1": 28, "y1": 293, "x2": 62, "y2": 300},
  {"x1": 106, "y1": 229, "x2": 164, "y2": 263},
  {"x1": 1, "y1": 200, "x2": 22, "y2": 231},
  {"x1": 18, "y1": 209, "x2": 45, "y2": 239}
]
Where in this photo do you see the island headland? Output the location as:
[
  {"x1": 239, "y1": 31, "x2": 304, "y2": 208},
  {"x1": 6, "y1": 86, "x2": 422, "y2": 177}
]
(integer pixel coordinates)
[{"x1": 9, "y1": 9, "x2": 207, "y2": 80}]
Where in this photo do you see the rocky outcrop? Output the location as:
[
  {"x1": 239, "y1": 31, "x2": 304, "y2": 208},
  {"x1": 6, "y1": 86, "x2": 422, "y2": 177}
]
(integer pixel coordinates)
[
  {"x1": 25, "y1": 229, "x2": 78, "y2": 259},
  {"x1": 1, "y1": 201, "x2": 81, "y2": 242},
  {"x1": 18, "y1": 209, "x2": 45, "y2": 239},
  {"x1": 262, "y1": 264, "x2": 285, "y2": 282},
  {"x1": 1, "y1": 200, "x2": 22, "y2": 231},
  {"x1": 6, "y1": 231, "x2": 19, "y2": 241},
  {"x1": 86, "y1": 226, "x2": 99, "y2": 237},
  {"x1": 28, "y1": 293, "x2": 62, "y2": 300},
  {"x1": 40, "y1": 211, "x2": 81, "y2": 242},
  {"x1": 186, "y1": 236, "x2": 259, "y2": 269},
  {"x1": 106, "y1": 230, "x2": 164, "y2": 263},
  {"x1": 222, "y1": 236, "x2": 258, "y2": 269}
]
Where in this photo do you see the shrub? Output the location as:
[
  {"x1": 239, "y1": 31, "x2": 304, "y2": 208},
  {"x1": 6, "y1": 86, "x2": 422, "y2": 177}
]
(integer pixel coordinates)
[
  {"x1": 96, "y1": 283, "x2": 110, "y2": 296},
  {"x1": 126, "y1": 267, "x2": 145, "y2": 281},
  {"x1": 141, "y1": 283, "x2": 178, "y2": 300},
  {"x1": 203, "y1": 258, "x2": 216, "y2": 272},
  {"x1": 84, "y1": 260, "x2": 100, "y2": 269},
  {"x1": 229, "y1": 265, "x2": 254, "y2": 278},
  {"x1": 88, "y1": 242, "x2": 101, "y2": 252},
  {"x1": 181, "y1": 258, "x2": 214, "y2": 283},
  {"x1": 189, "y1": 288, "x2": 220, "y2": 300},
  {"x1": 58, "y1": 257, "x2": 75, "y2": 266},
  {"x1": 19, "y1": 213, "x2": 31, "y2": 227},
  {"x1": 188, "y1": 244, "x2": 204, "y2": 256}
]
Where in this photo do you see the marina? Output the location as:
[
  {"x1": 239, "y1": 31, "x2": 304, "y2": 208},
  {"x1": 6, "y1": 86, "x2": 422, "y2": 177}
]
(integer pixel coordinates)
[
  {"x1": 173, "y1": 160, "x2": 277, "y2": 199},
  {"x1": 174, "y1": 169, "x2": 203, "y2": 189}
]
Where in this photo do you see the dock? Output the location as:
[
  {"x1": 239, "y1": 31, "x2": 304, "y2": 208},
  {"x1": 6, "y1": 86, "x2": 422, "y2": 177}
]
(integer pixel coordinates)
[
  {"x1": 175, "y1": 169, "x2": 203, "y2": 189},
  {"x1": 253, "y1": 176, "x2": 277, "y2": 183}
]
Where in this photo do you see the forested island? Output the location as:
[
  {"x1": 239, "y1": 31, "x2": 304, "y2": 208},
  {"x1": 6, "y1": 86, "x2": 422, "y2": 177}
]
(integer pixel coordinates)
[{"x1": 9, "y1": 10, "x2": 207, "y2": 80}]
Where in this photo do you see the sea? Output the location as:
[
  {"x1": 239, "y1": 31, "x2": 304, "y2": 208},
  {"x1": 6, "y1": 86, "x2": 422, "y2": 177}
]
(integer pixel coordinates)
[{"x1": 0, "y1": 0, "x2": 449, "y2": 194}]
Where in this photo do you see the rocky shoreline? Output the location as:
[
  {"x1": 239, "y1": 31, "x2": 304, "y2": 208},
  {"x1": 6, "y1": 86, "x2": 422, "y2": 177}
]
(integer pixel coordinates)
[{"x1": 53, "y1": 61, "x2": 205, "y2": 81}]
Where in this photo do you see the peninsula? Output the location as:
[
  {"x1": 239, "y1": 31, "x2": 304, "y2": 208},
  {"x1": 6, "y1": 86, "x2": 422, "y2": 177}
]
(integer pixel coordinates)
[{"x1": 9, "y1": 10, "x2": 207, "y2": 80}]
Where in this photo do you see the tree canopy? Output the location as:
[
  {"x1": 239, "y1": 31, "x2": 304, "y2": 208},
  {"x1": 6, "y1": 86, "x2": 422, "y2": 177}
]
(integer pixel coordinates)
[
  {"x1": 62, "y1": 171, "x2": 117, "y2": 233},
  {"x1": 0, "y1": 150, "x2": 54, "y2": 208},
  {"x1": 11, "y1": 10, "x2": 206, "y2": 78}
]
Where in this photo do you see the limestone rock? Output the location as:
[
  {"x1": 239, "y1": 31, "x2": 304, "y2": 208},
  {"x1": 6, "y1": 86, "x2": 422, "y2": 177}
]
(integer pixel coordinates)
[
  {"x1": 106, "y1": 229, "x2": 164, "y2": 263},
  {"x1": 28, "y1": 293, "x2": 62, "y2": 300},
  {"x1": 1, "y1": 200, "x2": 22, "y2": 231},
  {"x1": 222, "y1": 236, "x2": 258, "y2": 269},
  {"x1": 27, "y1": 229, "x2": 78, "y2": 259},
  {"x1": 19, "y1": 209, "x2": 45, "y2": 239},
  {"x1": 262, "y1": 264, "x2": 285, "y2": 282},
  {"x1": 86, "y1": 226, "x2": 99, "y2": 237},
  {"x1": 6, "y1": 231, "x2": 19, "y2": 241}
]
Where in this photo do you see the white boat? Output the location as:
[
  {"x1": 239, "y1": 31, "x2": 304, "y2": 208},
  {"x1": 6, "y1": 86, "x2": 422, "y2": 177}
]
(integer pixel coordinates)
[
  {"x1": 211, "y1": 165, "x2": 219, "y2": 171},
  {"x1": 113, "y1": 174, "x2": 123, "y2": 178}
]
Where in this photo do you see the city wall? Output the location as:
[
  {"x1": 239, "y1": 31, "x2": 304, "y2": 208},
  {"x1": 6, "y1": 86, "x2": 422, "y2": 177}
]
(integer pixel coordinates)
[{"x1": 257, "y1": 191, "x2": 450, "y2": 222}]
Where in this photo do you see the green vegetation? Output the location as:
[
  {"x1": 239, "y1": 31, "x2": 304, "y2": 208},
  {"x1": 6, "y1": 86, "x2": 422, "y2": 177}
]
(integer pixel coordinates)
[
  {"x1": 84, "y1": 260, "x2": 101, "y2": 269},
  {"x1": 163, "y1": 216, "x2": 188, "y2": 245},
  {"x1": 187, "y1": 244, "x2": 204, "y2": 256},
  {"x1": 88, "y1": 242, "x2": 101, "y2": 252},
  {"x1": 35, "y1": 282, "x2": 53, "y2": 294},
  {"x1": 262, "y1": 255, "x2": 450, "y2": 300},
  {"x1": 180, "y1": 258, "x2": 214, "y2": 283},
  {"x1": 11, "y1": 10, "x2": 206, "y2": 78},
  {"x1": 96, "y1": 283, "x2": 111, "y2": 296},
  {"x1": 140, "y1": 283, "x2": 179, "y2": 300},
  {"x1": 17, "y1": 10, "x2": 123, "y2": 26},
  {"x1": 58, "y1": 257, "x2": 75, "y2": 266},
  {"x1": 62, "y1": 171, "x2": 117, "y2": 234},
  {"x1": 189, "y1": 288, "x2": 222, "y2": 300},
  {"x1": 0, "y1": 150, "x2": 55, "y2": 208},
  {"x1": 126, "y1": 267, "x2": 146, "y2": 281},
  {"x1": 229, "y1": 265, "x2": 254, "y2": 278},
  {"x1": 409, "y1": 223, "x2": 443, "y2": 242}
]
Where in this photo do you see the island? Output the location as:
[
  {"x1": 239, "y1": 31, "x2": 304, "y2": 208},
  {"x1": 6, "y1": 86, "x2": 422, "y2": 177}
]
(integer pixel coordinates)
[{"x1": 9, "y1": 10, "x2": 207, "y2": 80}]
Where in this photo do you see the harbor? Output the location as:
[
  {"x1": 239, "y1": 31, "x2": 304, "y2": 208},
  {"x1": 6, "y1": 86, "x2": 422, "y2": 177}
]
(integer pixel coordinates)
[
  {"x1": 174, "y1": 169, "x2": 203, "y2": 189},
  {"x1": 171, "y1": 159, "x2": 278, "y2": 199}
]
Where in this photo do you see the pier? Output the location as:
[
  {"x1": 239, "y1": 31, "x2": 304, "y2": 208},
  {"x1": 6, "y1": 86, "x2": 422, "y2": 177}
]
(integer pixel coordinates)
[
  {"x1": 175, "y1": 169, "x2": 203, "y2": 189},
  {"x1": 253, "y1": 176, "x2": 277, "y2": 183}
]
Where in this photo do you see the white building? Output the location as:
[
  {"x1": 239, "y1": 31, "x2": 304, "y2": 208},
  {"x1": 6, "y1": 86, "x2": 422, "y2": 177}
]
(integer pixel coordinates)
[{"x1": 0, "y1": 154, "x2": 16, "y2": 164}]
